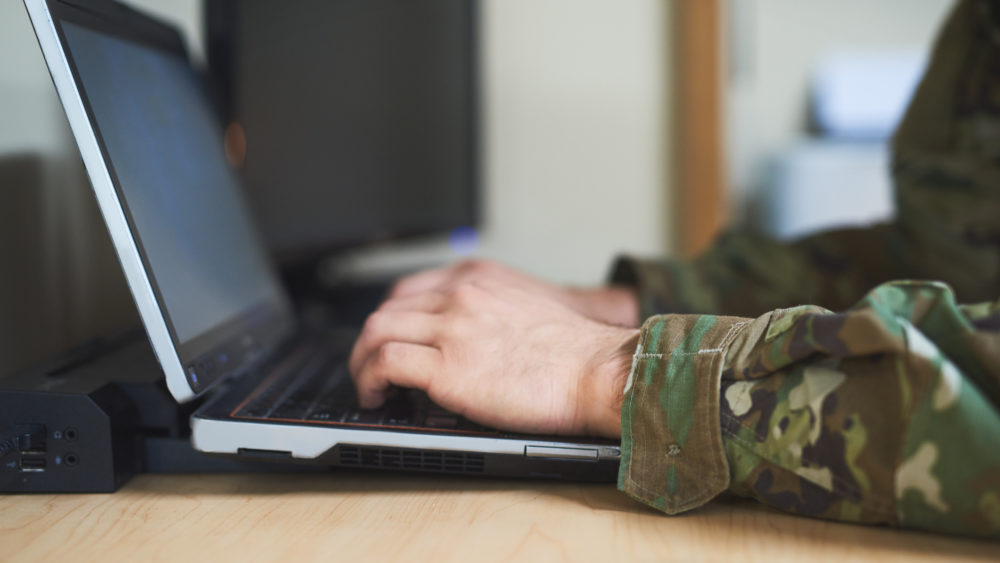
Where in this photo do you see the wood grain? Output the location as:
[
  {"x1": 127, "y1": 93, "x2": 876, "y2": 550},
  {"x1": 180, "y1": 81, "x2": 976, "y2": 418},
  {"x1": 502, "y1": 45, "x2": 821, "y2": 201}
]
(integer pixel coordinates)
[{"x1": 1, "y1": 473, "x2": 996, "y2": 562}]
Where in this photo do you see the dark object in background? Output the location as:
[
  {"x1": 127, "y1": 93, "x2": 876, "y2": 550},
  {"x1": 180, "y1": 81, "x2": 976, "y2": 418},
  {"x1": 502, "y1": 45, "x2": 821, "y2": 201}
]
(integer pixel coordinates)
[
  {"x1": 0, "y1": 155, "x2": 51, "y2": 377},
  {"x1": 205, "y1": 0, "x2": 480, "y2": 269},
  {"x1": 0, "y1": 153, "x2": 137, "y2": 380}
]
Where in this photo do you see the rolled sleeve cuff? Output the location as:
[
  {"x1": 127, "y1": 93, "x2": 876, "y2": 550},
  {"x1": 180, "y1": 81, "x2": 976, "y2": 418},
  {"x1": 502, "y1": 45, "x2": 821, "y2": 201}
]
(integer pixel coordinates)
[
  {"x1": 608, "y1": 254, "x2": 705, "y2": 319},
  {"x1": 617, "y1": 313, "x2": 749, "y2": 514}
]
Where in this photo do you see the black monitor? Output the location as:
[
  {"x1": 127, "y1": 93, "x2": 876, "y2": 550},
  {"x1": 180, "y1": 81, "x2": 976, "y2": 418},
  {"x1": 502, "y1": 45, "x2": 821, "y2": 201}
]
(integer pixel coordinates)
[{"x1": 205, "y1": 0, "x2": 480, "y2": 266}]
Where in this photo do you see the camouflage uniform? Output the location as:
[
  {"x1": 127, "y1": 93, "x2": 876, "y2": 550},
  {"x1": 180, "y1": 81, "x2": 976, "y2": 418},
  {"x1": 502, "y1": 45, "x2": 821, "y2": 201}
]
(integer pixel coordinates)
[{"x1": 611, "y1": 0, "x2": 1000, "y2": 538}]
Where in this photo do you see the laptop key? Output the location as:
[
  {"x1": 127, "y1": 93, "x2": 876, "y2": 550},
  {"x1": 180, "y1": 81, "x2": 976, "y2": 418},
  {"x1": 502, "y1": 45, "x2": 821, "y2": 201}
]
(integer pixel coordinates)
[
  {"x1": 308, "y1": 408, "x2": 347, "y2": 422},
  {"x1": 424, "y1": 414, "x2": 458, "y2": 428},
  {"x1": 347, "y1": 410, "x2": 384, "y2": 424}
]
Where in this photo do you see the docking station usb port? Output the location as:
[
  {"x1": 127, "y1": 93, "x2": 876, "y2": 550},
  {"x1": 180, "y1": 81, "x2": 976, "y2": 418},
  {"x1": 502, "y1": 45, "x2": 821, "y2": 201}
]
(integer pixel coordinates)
[{"x1": 19, "y1": 456, "x2": 46, "y2": 472}]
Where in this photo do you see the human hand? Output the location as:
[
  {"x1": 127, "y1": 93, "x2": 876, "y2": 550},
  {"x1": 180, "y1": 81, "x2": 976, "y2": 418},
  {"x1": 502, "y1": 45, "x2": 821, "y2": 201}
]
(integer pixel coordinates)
[
  {"x1": 388, "y1": 259, "x2": 640, "y2": 328},
  {"x1": 348, "y1": 280, "x2": 639, "y2": 438}
]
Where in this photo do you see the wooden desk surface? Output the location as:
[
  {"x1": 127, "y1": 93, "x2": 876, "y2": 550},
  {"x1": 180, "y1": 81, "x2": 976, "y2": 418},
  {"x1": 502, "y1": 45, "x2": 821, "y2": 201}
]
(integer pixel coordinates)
[{"x1": 1, "y1": 472, "x2": 996, "y2": 562}]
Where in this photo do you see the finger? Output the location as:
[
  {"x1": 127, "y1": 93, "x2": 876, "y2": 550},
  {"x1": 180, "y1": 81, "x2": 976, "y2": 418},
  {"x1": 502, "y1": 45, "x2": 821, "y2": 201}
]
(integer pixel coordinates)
[
  {"x1": 355, "y1": 343, "x2": 442, "y2": 409},
  {"x1": 349, "y1": 311, "x2": 441, "y2": 376},
  {"x1": 389, "y1": 267, "x2": 452, "y2": 298},
  {"x1": 377, "y1": 290, "x2": 449, "y2": 314}
]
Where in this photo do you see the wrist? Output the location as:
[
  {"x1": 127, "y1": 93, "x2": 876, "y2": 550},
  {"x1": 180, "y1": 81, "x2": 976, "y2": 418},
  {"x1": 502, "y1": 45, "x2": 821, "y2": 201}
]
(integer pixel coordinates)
[
  {"x1": 580, "y1": 327, "x2": 639, "y2": 438},
  {"x1": 570, "y1": 286, "x2": 640, "y2": 327}
]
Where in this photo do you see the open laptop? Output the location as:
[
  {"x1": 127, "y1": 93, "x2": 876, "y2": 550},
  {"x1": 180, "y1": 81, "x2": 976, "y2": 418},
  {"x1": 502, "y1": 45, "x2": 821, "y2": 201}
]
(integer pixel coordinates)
[{"x1": 24, "y1": 0, "x2": 620, "y2": 480}]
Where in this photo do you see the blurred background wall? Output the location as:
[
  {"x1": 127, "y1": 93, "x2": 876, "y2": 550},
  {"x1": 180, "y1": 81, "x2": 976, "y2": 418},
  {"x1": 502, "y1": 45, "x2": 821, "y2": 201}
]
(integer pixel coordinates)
[
  {"x1": 128, "y1": 0, "x2": 672, "y2": 287},
  {"x1": 725, "y1": 0, "x2": 952, "y2": 237},
  {"x1": 0, "y1": 0, "x2": 672, "y2": 377},
  {"x1": 321, "y1": 0, "x2": 672, "y2": 286},
  {"x1": 477, "y1": 0, "x2": 672, "y2": 282},
  {"x1": 0, "y1": 2, "x2": 138, "y2": 379}
]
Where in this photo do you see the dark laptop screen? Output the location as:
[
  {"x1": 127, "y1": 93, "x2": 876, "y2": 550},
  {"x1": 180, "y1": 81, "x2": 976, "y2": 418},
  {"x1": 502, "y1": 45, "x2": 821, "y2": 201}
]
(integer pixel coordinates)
[{"x1": 61, "y1": 21, "x2": 286, "y2": 350}]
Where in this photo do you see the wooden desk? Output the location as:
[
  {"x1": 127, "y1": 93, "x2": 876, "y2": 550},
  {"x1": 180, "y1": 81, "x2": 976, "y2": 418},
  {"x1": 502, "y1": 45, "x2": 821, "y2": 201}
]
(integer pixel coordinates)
[{"x1": 1, "y1": 472, "x2": 995, "y2": 562}]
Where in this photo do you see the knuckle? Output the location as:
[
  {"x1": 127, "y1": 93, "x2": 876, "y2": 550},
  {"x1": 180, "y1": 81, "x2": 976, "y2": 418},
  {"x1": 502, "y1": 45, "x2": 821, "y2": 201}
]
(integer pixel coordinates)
[
  {"x1": 391, "y1": 272, "x2": 429, "y2": 297},
  {"x1": 469, "y1": 258, "x2": 494, "y2": 273},
  {"x1": 372, "y1": 342, "x2": 404, "y2": 369},
  {"x1": 375, "y1": 296, "x2": 402, "y2": 313},
  {"x1": 450, "y1": 282, "x2": 482, "y2": 306},
  {"x1": 362, "y1": 311, "x2": 388, "y2": 334},
  {"x1": 456, "y1": 259, "x2": 479, "y2": 272},
  {"x1": 440, "y1": 313, "x2": 472, "y2": 340}
]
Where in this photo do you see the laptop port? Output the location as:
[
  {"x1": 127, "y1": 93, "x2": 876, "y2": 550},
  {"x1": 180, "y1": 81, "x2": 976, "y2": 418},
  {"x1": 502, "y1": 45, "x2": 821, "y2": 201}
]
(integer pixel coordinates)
[{"x1": 19, "y1": 456, "x2": 46, "y2": 472}]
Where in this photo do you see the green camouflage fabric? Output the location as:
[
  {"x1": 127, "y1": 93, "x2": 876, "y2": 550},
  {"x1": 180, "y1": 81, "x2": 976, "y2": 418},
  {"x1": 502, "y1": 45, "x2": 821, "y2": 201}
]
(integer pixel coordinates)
[
  {"x1": 614, "y1": 0, "x2": 1000, "y2": 538},
  {"x1": 619, "y1": 282, "x2": 1000, "y2": 537}
]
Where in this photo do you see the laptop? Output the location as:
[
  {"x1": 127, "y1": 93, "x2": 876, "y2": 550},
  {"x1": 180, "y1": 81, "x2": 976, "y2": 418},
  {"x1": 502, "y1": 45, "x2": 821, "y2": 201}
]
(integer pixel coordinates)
[{"x1": 24, "y1": 0, "x2": 620, "y2": 480}]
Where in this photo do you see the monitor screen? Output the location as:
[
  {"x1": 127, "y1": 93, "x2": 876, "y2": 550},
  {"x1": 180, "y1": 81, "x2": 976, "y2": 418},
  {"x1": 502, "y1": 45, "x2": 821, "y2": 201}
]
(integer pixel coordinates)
[
  {"x1": 207, "y1": 0, "x2": 479, "y2": 262},
  {"x1": 61, "y1": 20, "x2": 288, "y2": 355}
]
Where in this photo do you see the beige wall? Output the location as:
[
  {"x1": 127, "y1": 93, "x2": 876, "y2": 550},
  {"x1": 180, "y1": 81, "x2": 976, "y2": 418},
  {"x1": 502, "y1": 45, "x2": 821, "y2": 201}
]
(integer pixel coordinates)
[
  {"x1": 477, "y1": 0, "x2": 671, "y2": 284},
  {"x1": 341, "y1": 0, "x2": 673, "y2": 286},
  {"x1": 726, "y1": 0, "x2": 953, "y2": 212}
]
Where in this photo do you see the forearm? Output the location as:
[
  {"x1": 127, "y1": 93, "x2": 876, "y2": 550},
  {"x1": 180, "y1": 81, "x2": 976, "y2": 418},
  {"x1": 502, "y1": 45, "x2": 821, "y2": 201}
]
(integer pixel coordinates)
[{"x1": 610, "y1": 224, "x2": 914, "y2": 320}]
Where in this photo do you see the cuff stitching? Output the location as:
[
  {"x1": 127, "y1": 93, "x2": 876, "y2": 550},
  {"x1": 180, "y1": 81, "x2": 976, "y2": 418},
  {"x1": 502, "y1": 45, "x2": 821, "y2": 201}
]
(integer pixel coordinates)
[{"x1": 623, "y1": 319, "x2": 749, "y2": 509}]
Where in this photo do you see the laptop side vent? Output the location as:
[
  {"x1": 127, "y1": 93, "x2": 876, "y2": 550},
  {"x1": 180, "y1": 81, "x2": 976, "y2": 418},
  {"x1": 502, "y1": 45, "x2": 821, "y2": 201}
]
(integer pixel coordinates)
[{"x1": 338, "y1": 446, "x2": 485, "y2": 474}]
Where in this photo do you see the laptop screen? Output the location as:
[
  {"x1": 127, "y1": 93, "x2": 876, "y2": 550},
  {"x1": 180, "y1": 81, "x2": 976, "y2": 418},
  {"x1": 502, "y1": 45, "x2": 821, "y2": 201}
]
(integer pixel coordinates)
[{"x1": 58, "y1": 18, "x2": 291, "y2": 390}]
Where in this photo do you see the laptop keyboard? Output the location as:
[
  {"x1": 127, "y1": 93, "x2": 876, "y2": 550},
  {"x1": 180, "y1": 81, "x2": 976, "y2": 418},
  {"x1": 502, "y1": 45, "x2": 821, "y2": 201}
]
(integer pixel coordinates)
[{"x1": 231, "y1": 331, "x2": 496, "y2": 435}]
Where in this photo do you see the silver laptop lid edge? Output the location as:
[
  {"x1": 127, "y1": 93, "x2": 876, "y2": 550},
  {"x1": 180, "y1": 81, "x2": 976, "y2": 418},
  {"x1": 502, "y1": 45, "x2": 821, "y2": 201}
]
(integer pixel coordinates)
[{"x1": 23, "y1": 0, "x2": 193, "y2": 401}]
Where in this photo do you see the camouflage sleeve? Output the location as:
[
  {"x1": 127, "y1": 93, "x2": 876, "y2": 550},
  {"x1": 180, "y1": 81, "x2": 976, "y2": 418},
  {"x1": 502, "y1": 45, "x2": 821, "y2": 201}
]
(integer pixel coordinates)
[
  {"x1": 610, "y1": 0, "x2": 1000, "y2": 320},
  {"x1": 617, "y1": 3, "x2": 1000, "y2": 536},
  {"x1": 618, "y1": 280, "x2": 1000, "y2": 538},
  {"x1": 609, "y1": 225, "x2": 913, "y2": 319}
]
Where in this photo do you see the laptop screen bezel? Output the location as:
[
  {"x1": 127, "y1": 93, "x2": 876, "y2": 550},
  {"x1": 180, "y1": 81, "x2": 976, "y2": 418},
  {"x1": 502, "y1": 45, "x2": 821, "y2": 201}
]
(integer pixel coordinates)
[{"x1": 33, "y1": 0, "x2": 296, "y2": 401}]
